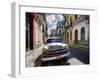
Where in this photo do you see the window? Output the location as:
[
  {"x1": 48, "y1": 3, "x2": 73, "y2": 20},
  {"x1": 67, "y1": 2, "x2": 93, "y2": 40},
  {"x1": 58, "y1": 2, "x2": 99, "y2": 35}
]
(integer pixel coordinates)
[
  {"x1": 70, "y1": 31, "x2": 72, "y2": 40},
  {"x1": 81, "y1": 27, "x2": 85, "y2": 40}
]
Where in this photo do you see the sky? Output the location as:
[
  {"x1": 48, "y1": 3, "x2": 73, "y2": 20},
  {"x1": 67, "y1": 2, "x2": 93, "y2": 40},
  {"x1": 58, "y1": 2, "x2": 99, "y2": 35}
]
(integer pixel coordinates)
[{"x1": 45, "y1": 13, "x2": 64, "y2": 35}]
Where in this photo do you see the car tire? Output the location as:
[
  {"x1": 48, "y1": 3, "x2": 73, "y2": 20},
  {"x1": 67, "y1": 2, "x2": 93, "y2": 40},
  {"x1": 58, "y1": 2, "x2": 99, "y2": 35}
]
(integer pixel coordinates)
[
  {"x1": 60, "y1": 57, "x2": 69, "y2": 65},
  {"x1": 41, "y1": 61, "x2": 48, "y2": 66}
]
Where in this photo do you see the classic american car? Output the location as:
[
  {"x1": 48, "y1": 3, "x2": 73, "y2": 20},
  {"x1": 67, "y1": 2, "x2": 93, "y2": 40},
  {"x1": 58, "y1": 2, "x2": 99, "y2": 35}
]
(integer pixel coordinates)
[{"x1": 41, "y1": 37, "x2": 70, "y2": 66}]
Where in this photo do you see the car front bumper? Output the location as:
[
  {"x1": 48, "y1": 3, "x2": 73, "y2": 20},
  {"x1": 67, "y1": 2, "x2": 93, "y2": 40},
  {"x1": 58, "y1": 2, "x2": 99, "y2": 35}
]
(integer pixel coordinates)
[{"x1": 41, "y1": 52, "x2": 70, "y2": 61}]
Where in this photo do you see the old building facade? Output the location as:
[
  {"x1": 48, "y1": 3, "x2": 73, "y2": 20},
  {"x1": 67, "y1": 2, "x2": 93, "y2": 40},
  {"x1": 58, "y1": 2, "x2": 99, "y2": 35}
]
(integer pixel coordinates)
[
  {"x1": 72, "y1": 15, "x2": 89, "y2": 45},
  {"x1": 26, "y1": 13, "x2": 35, "y2": 51},
  {"x1": 64, "y1": 14, "x2": 89, "y2": 46},
  {"x1": 64, "y1": 14, "x2": 74, "y2": 45},
  {"x1": 56, "y1": 20, "x2": 66, "y2": 42},
  {"x1": 26, "y1": 13, "x2": 48, "y2": 52}
]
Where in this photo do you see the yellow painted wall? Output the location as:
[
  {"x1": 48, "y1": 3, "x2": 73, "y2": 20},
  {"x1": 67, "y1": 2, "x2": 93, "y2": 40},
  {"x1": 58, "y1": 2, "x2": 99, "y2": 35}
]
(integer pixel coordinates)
[{"x1": 66, "y1": 27, "x2": 74, "y2": 45}]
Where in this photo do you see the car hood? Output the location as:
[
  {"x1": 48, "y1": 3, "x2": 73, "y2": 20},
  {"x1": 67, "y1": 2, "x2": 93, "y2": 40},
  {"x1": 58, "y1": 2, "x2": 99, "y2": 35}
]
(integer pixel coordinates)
[
  {"x1": 46, "y1": 43, "x2": 68, "y2": 52},
  {"x1": 46, "y1": 42, "x2": 66, "y2": 46}
]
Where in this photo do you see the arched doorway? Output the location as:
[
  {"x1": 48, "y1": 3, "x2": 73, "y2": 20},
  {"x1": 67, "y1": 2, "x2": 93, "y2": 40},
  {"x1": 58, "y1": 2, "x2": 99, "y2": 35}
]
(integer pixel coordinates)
[
  {"x1": 67, "y1": 32, "x2": 69, "y2": 43},
  {"x1": 26, "y1": 13, "x2": 34, "y2": 51},
  {"x1": 81, "y1": 27, "x2": 85, "y2": 40},
  {"x1": 75, "y1": 30, "x2": 78, "y2": 43}
]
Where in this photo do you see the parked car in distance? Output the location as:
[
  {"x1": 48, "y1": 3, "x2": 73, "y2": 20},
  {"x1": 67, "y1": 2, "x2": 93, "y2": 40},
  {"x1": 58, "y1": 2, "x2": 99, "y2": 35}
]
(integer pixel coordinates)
[{"x1": 41, "y1": 37, "x2": 70, "y2": 66}]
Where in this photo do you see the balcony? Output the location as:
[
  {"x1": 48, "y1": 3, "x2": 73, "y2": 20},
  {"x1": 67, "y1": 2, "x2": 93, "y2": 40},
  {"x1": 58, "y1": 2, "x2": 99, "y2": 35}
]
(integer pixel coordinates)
[{"x1": 72, "y1": 16, "x2": 89, "y2": 26}]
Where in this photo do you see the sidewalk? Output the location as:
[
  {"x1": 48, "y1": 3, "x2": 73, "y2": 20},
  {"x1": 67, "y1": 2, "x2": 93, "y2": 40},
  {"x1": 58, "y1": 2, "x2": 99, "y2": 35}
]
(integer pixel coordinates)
[
  {"x1": 68, "y1": 58, "x2": 84, "y2": 65},
  {"x1": 73, "y1": 44, "x2": 89, "y2": 49},
  {"x1": 26, "y1": 44, "x2": 44, "y2": 67},
  {"x1": 32, "y1": 44, "x2": 44, "y2": 62}
]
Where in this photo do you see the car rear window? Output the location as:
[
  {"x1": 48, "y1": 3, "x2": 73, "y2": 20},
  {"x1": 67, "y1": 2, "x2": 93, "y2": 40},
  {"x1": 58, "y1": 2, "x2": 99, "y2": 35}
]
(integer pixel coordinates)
[{"x1": 46, "y1": 38, "x2": 63, "y2": 43}]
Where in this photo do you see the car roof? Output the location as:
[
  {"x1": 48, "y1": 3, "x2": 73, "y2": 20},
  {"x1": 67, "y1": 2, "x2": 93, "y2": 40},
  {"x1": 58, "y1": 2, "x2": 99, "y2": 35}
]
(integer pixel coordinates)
[{"x1": 47, "y1": 37, "x2": 62, "y2": 39}]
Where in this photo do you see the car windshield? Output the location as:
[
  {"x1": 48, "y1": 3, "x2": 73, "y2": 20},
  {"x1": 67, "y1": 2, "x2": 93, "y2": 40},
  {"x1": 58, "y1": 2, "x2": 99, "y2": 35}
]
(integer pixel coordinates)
[{"x1": 46, "y1": 38, "x2": 63, "y2": 43}]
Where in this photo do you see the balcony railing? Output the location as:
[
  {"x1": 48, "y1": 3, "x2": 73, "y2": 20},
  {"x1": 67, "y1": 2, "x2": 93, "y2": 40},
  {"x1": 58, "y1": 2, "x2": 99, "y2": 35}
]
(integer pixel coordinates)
[{"x1": 72, "y1": 16, "x2": 89, "y2": 26}]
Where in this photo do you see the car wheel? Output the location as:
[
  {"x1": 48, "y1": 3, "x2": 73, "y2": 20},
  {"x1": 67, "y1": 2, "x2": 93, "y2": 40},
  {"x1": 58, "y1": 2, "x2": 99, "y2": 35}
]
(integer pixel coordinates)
[
  {"x1": 60, "y1": 57, "x2": 69, "y2": 65},
  {"x1": 41, "y1": 61, "x2": 48, "y2": 66},
  {"x1": 64, "y1": 57, "x2": 70, "y2": 65}
]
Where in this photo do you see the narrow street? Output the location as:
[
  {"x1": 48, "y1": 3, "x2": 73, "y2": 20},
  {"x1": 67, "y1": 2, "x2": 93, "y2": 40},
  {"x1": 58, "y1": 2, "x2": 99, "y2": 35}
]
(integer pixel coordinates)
[
  {"x1": 25, "y1": 13, "x2": 90, "y2": 67},
  {"x1": 69, "y1": 45, "x2": 89, "y2": 64}
]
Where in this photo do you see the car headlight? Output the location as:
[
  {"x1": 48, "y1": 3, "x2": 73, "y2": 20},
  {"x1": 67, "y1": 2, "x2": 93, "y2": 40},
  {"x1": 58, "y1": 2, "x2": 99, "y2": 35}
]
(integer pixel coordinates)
[
  {"x1": 64, "y1": 46, "x2": 68, "y2": 49},
  {"x1": 44, "y1": 46, "x2": 49, "y2": 49},
  {"x1": 63, "y1": 44, "x2": 68, "y2": 49},
  {"x1": 42, "y1": 46, "x2": 49, "y2": 53}
]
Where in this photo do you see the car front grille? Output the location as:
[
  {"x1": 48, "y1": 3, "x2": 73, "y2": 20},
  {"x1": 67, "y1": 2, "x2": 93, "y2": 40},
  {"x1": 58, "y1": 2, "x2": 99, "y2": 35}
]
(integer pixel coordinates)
[
  {"x1": 48, "y1": 46, "x2": 63, "y2": 51},
  {"x1": 42, "y1": 49, "x2": 69, "y2": 58}
]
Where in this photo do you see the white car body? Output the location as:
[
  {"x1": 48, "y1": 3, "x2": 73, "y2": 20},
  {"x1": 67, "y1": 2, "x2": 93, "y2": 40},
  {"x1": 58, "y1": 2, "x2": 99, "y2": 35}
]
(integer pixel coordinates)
[{"x1": 41, "y1": 37, "x2": 70, "y2": 61}]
